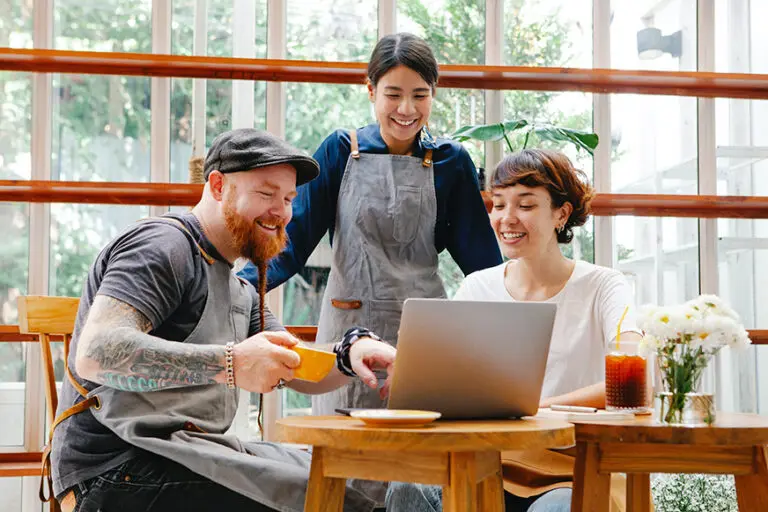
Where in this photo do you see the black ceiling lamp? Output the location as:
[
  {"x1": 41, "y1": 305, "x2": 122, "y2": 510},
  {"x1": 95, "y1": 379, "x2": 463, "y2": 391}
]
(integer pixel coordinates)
[{"x1": 636, "y1": 27, "x2": 682, "y2": 60}]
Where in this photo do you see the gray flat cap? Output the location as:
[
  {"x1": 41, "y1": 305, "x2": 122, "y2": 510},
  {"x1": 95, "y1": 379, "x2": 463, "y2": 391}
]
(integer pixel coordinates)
[{"x1": 204, "y1": 128, "x2": 320, "y2": 186}]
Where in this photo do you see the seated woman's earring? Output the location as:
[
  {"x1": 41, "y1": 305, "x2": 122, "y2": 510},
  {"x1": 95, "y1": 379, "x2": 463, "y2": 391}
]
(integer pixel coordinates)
[{"x1": 556, "y1": 225, "x2": 564, "y2": 234}]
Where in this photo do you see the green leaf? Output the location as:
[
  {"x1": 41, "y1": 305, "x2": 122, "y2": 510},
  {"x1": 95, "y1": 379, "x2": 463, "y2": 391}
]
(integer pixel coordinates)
[
  {"x1": 532, "y1": 125, "x2": 599, "y2": 155},
  {"x1": 451, "y1": 123, "x2": 507, "y2": 142},
  {"x1": 500, "y1": 119, "x2": 529, "y2": 133}
]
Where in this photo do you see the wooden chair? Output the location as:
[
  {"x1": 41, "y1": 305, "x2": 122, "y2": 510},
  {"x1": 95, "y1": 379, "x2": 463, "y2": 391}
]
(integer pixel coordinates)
[
  {"x1": 17, "y1": 296, "x2": 79, "y2": 433},
  {"x1": 2, "y1": 296, "x2": 79, "y2": 512}
]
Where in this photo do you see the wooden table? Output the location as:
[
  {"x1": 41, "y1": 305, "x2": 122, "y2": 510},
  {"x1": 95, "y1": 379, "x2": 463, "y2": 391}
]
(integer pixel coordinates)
[
  {"x1": 571, "y1": 412, "x2": 768, "y2": 512},
  {"x1": 277, "y1": 415, "x2": 574, "y2": 512}
]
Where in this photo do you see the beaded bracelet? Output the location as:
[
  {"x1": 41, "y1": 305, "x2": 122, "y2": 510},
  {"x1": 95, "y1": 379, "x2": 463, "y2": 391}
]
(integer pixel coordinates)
[
  {"x1": 333, "y1": 327, "x2": 381, "y2": 377},
  {"x1": 225, "y1": 342, "x2": 236, "y2": 389}
]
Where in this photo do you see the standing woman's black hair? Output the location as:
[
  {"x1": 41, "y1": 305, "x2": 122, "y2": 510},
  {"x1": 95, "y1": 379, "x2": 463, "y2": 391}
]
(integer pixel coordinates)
[{"x1": 367, "y1": 33, "x2": 439, "y2": 91}]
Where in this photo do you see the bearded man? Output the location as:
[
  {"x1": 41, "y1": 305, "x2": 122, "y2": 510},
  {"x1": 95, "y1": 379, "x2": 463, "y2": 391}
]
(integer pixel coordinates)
[{"x1": 48, "y1": 129, "x2": 395, "y2": 512}]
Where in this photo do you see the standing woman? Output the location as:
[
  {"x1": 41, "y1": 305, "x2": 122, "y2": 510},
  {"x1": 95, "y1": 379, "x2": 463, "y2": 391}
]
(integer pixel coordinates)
[{"x1": 239, "y1": 33, "x2": 501, "y2": 415}]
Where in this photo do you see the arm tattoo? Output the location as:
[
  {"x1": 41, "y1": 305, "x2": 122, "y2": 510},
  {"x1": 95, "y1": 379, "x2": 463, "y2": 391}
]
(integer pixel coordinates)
[{"x1": 82, "y1": 295, "x2": 225, "y2": 392}]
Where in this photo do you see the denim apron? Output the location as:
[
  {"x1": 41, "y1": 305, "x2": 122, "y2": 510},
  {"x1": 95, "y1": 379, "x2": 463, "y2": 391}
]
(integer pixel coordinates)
[
  {"x1": 312, "y1": 129, "x2": 446, "y2": 504},
  {"x1": 46, "y1": 218, "x2": 377, "y2": 512}
]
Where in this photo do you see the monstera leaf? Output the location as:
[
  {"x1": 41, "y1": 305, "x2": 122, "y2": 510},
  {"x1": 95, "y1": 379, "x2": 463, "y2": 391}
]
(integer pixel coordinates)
[
  {"x1": 452, "y1": 119, "x2": 598, "y2": 155},
  {"x1": 452, "y1": 120, "x2": 529, "y2": 142},
  {"x1": 533, "y1": 125, "x2": 599, "y2": 154}
]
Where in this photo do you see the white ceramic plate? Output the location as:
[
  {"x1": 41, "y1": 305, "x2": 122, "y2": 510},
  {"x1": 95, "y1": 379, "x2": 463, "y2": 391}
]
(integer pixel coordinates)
[{"x1": 350, "y1": 409, "x2": 441, "y2": 427}]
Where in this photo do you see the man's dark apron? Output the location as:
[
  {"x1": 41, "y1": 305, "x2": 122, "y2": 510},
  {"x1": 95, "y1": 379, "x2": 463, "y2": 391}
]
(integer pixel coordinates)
[{"x1": 42, "y1": 217, "x2": 377, "y2": 512}]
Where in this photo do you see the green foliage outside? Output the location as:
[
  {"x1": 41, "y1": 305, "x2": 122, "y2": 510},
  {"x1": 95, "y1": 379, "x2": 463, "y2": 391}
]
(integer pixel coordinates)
[{"x1": 652, "y1": 474, "x2": 737, "y2": 512}]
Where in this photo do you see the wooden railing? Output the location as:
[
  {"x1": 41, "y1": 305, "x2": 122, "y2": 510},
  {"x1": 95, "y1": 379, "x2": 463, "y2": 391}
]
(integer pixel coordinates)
[
  {"x1": 0, "y1": 324, "x2": 317, "y2": 343},
  {"x1": 1, "y1": 48, "x2": 767, "y2": 342},
  {"x1": 2, "y1": 180, "x2": 768, "y2": 219},
  {"x1": 3, "y1": 48, "x2": 768, "y2": 99},
  {"x1": 2, "y1": 325, "x2": 767, "y2": 345}
]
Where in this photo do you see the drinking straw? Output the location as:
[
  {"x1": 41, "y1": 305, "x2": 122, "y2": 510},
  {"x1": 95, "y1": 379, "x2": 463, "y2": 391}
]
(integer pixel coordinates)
[{"x1": 616, "y1": 305, "x2": 629, "y2": 350}]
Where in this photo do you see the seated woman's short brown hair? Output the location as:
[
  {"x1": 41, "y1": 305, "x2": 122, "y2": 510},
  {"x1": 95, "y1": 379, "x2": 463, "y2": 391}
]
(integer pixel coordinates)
[{"x1": 490, "y1": 149, "x2": 595, "y2": 244}]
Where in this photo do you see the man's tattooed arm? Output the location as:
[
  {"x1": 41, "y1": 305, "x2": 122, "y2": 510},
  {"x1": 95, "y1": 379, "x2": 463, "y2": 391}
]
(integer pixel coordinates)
[{"x1": 75, "y1": 295, "x2": 227, "y2": 392}]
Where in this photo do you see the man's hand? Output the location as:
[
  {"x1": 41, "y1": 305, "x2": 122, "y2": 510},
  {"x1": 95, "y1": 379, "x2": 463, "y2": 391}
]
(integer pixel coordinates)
[
  {"x1": 232, "y1": 331, "x2": 301, "y2": 393},
  {"x1": 349, "y1": 337, "x2": 397, "y2": 400}
]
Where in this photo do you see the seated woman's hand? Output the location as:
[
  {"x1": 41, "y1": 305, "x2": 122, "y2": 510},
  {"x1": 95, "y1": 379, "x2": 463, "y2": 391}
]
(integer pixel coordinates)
[{"x1": 349, "y1": 338, "x2": 396, "y2": 399}]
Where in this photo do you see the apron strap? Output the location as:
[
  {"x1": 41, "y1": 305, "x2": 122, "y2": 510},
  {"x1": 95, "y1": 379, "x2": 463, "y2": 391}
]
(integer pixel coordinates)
[
  {"x1": 137, "y1": 216, "x2": 216, "y2": 265},
  {"x1": 422, "y1": 149, "x2": 433, "y2": 168},
  {"x1": 40, "y1": 388, "x2": 101, "y2": 504},
  {"x1": 349, "y1": 128, "x2": 433, "y2": 167},
  {"x1": 349, "y1": 130, "x2": 360, "y2": 159},
  {"x1": 65, "y1": 359, "x2": 89, "y2": 398}
]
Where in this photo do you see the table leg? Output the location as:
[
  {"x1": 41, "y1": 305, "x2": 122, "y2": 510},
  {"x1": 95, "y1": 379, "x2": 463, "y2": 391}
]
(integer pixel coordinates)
[
  {"x1": 477, "y1": 463, "x2": 504, "y2": 512},
  {"x1": 626, "y1": 474, "x2": 652, "y2": 512},
  {"x1": 305, "y1": 447, "x2": 346, "y2": 512},
  {"x1": 735, "y1": 445, "x2": 768, "y2": 511},
  {"x1": 444, "y1": 452, "x2": 478, "y2": 512},
  {"x1": 571, "y1": 442, "x2": 610, "y2": 512}
]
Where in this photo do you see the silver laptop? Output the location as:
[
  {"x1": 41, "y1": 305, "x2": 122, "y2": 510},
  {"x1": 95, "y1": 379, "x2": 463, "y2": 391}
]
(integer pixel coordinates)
[{"x1": 387, "y1": 298, "x2": 557, "y2": 419}]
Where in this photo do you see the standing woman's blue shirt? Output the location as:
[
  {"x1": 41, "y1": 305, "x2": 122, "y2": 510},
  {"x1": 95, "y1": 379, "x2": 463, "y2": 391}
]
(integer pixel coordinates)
[{"x1": 238, "y1": 124, "x2": 502, "y2": 290}]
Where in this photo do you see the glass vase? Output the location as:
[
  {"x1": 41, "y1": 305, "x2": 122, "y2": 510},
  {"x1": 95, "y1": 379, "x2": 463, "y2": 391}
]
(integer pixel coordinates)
[{"x1": 654, "y1": 343, "x2": 717, "y2": 426}]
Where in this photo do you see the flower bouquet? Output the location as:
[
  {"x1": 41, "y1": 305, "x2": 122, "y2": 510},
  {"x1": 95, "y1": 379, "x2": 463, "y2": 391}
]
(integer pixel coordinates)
[{"x1": 638, "y1": 295, "x2": 751, "y2": 425}]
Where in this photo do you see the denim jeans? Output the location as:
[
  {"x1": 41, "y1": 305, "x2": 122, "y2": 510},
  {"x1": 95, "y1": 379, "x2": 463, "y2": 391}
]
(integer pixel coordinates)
[
  {"x1": 63, "y1": 450, "x2": 278, "y2": 512},
  {"x1": 385, "y1": 482, "x2": 572, "y2": 512}
]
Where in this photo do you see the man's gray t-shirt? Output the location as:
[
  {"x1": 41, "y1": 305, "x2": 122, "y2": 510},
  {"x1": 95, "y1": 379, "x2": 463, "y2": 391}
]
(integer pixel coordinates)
[{"x1": 51, "y1": 212, "x2": 283, "y2": 497}]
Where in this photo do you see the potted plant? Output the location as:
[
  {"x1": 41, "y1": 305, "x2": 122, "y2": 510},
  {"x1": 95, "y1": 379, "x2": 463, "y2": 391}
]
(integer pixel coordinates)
[
  {"x1": 638, "y1": 295, "x2": 752, "y2": 425},
  {"x1": 451, "y1": 120, "x2": 599, "y2": 211}
]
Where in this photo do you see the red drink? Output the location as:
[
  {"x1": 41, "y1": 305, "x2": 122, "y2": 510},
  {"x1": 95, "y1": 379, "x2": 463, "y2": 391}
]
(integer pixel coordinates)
[{"x1": 605, "y1": 352, "x2": 648, "y2": 411}]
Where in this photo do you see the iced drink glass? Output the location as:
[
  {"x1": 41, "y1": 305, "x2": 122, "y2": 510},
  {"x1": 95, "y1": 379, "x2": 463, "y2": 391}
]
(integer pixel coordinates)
[{"x1": 605, "y1": 341, "x2": 649, "y2": 412}]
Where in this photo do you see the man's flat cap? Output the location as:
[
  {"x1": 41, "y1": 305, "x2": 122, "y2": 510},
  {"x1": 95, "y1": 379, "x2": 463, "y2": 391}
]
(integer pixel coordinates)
[{"x1": 204, "y1": 128, "x2": 320, "y2": 186}]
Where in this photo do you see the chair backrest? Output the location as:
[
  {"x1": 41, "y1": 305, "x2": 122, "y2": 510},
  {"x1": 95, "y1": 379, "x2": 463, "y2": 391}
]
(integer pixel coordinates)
[{"x1": 17, "y1": 296, "x2": 79, "y2": 423}]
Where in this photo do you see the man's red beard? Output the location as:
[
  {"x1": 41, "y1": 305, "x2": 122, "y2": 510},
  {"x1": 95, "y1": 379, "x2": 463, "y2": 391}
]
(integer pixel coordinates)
[{"x1": 223, "y1": 190, "x2": 288, "y2": 266}]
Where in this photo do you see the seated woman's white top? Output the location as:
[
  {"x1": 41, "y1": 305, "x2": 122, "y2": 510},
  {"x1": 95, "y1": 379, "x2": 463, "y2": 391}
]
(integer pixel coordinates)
[{"x1": 454, "y1": 260, "x2": 639, "y2": 399}]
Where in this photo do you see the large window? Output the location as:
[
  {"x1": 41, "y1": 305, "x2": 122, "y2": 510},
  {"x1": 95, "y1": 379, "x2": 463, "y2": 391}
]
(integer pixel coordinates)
[
  {"x1": 0, "y1": 73, "x2": 31, "y2": 324},
  {"x1": 287, "y1": 0, "x2": 377, "y2": 62},
  {"x1": 50, "y1": 2, "x2": 154, "y2": 300},
  {"x1": 171, "y1": 0, "x2": 268, "y2": 183},
  {"x1": 609, "y1": 0, "x2": 699, "y2": 308},
  {"x1": 712, "y1": 0, "x2": 768, "y2": 414},
  {"x1": 0, "y1": 0, "x2": 32, "y2": 323},
  {"x1": 504, "y1": 0, "x2": 592, "y2": 68},
  {"x1": 0, "y1": 9, "x2": 31, "y2": 511},
  {"x1": 5, "y1": 4, "x2": 768, "y2": 509}
]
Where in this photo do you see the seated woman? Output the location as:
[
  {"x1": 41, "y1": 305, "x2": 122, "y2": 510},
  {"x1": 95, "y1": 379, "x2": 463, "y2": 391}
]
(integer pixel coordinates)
[{"x1": 386, "y1": 149, "x2": 641, "y2": 512}]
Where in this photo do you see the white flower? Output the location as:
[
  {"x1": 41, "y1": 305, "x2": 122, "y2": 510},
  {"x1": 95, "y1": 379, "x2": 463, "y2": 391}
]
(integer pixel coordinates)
[
  {"x1": 646, "y1": 307, "x2": 688, "y2": 340},
  {"x1": 688, "y1": 294, "x2": 740, "y2": 322},
  {"x1": 690, "y1": 315, "x2": 740, "y2": 348},
  {"x1": 638, "y1": 334, "x2": 662, "y2": 356},
  {"x1": 639, "y1": 295, "x2": 746, "y2": 352},
  {"x1": 728, "y1": 327, "x2": 752, "y2": 351}
]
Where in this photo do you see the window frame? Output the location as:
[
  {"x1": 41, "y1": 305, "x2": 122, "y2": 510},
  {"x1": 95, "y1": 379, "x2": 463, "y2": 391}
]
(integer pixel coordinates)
[{"x1": 11, "y1": 3, "x2": 763, "y2": 509}]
